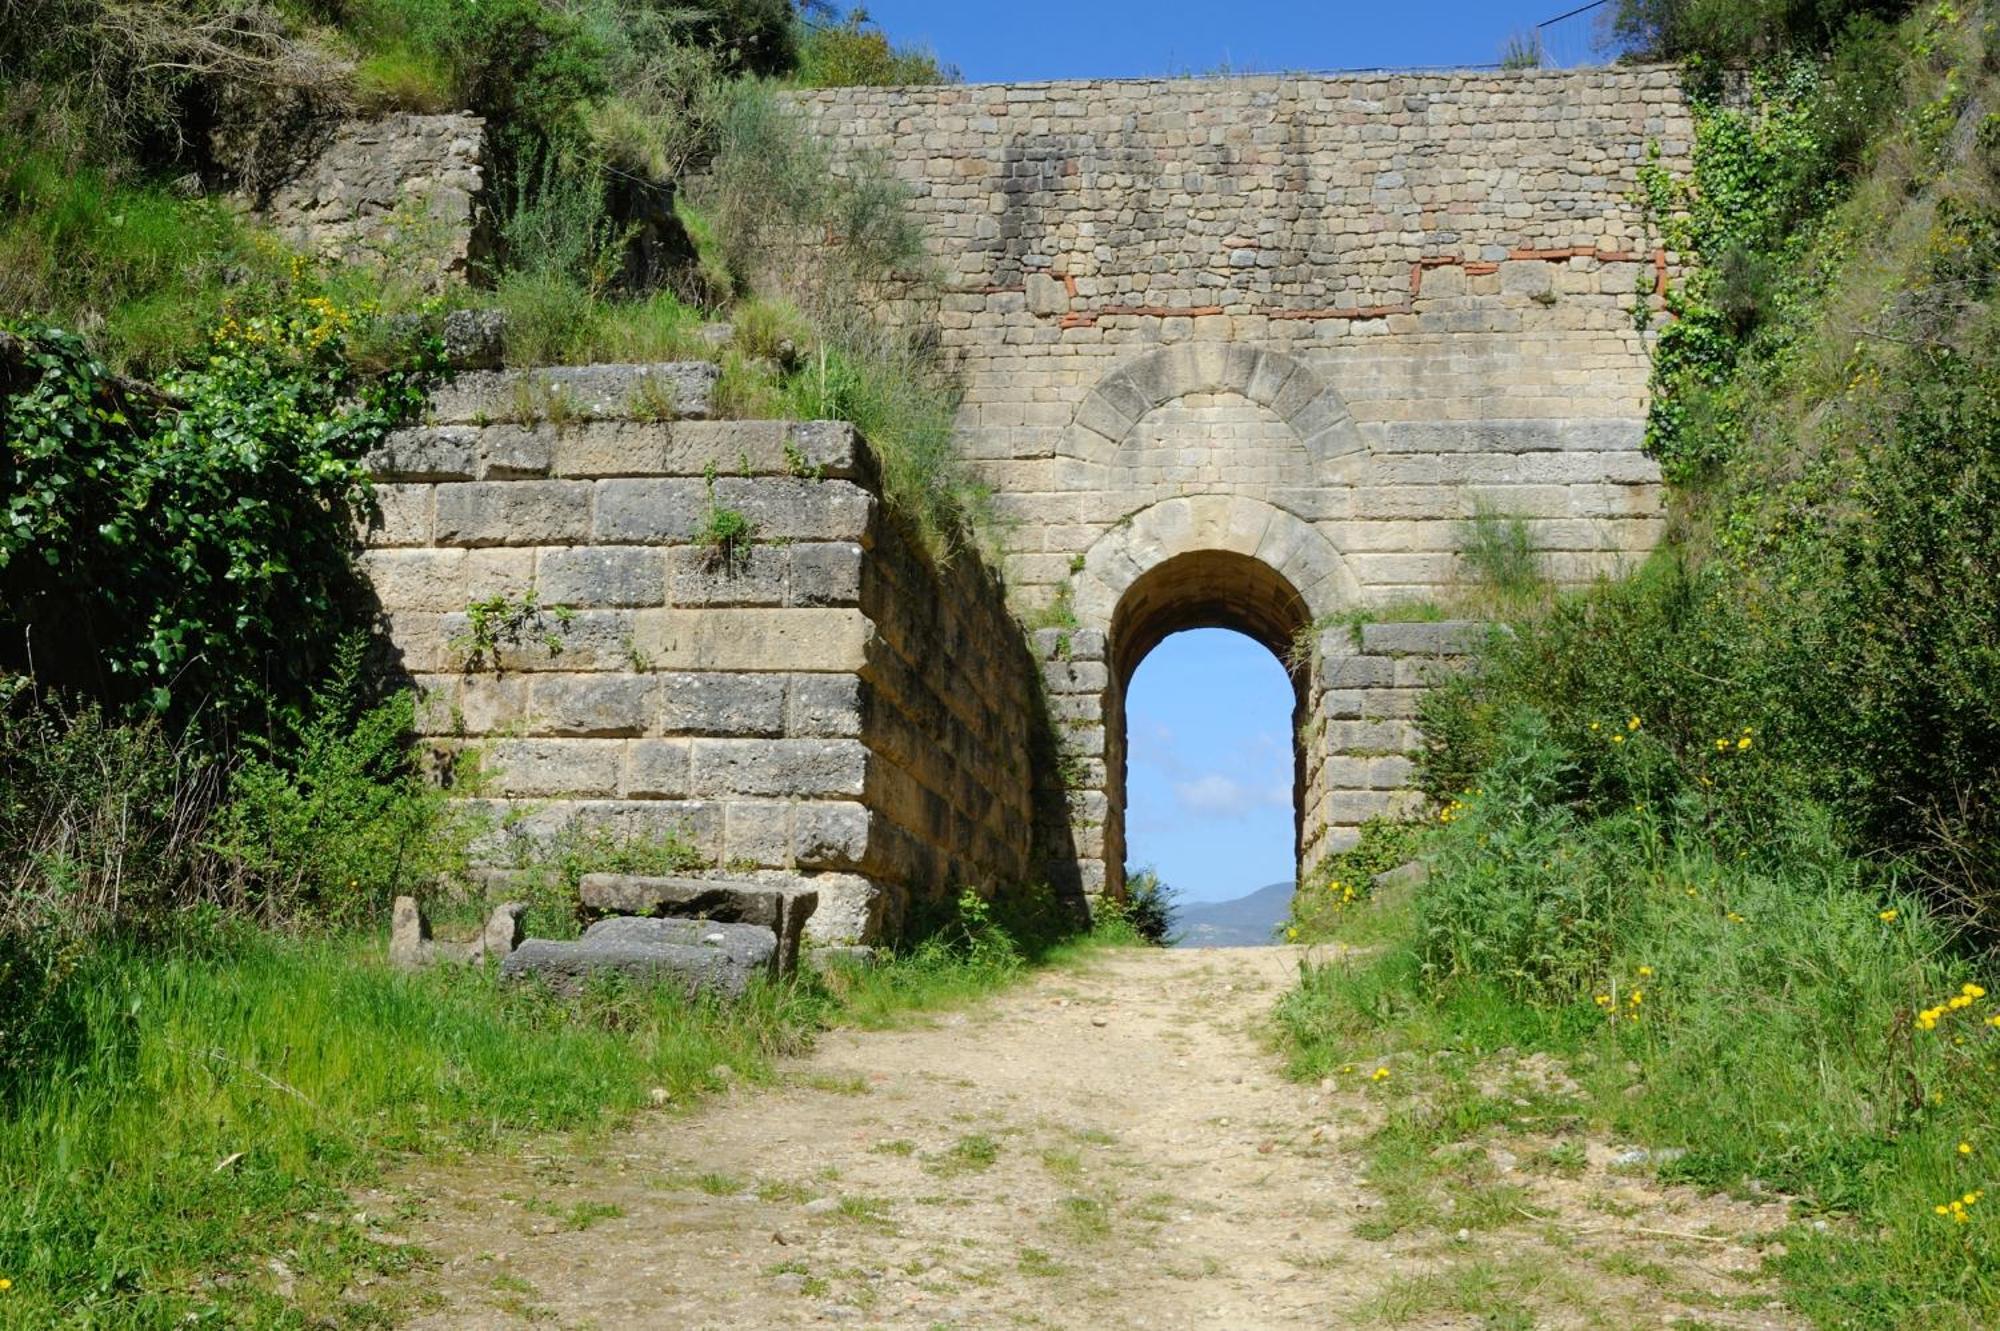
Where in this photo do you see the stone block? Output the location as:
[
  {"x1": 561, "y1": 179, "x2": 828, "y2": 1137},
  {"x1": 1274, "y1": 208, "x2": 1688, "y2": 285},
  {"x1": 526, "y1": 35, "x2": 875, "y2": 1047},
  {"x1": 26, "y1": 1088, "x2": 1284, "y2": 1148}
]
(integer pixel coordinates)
[
  {"x1": 528, "y1": 675, "x2": 658, "y2": 737},
  {"x1": 592, "y1": 478, "x2": 707, "y2": 545},
  {"x1": 659, "y1": 672, "x2": 787, "y2": 736},
  {"x1": 368, "y1": 426, "x2": 477, "y2": 481},
  {"x1": 691, "y1": 738, "x2": 869, "y2": 798},
  {"x1": 629, "y1": 608, "x2": 872, "y2": 673},
  {"x1": 367, "y1": 484, "x2": 433, "y2": 546},
  {"x1": 667, "y1": 544, "x2": 791, "y2": 606},
  {"x1": 537, "y1": 546, "x2": 668, "y2": 608},
  {"x1": 476, "y1": 424, "x2": 553, "y2": 479},
  {"x1": 788, "y1": 542, "x2": 865, "y2": 606},
  {"x1": 361, "y1": 549, "x2": 463, "y2": 612},
  {"x1": 501, "y1": 916, "x2": 776, "y2": 997},
  {"x1": 578, "y1": 873, "x2": 819, "y2": 975},
  {"x1": 623, "y1": 740, "x2": 693, "y2": 797},
  {"x1": 787, "y1": 674, "x2": 865, "y2": 737},
  {"x1": 710, "y1": 477, "x2": 874, "y2": 543},
  {"x1": 435, "y1": 481, "x2": 592, "y2": 547},
  {"x1": 484, "y1": 739, "x2": 622, "y2": 797},
  {"x1": 793, "y1": 801, "x2": 872, "y2": 869},
  {"x1": 429, "y1": 362, "x2": 721, "y2": 425}
]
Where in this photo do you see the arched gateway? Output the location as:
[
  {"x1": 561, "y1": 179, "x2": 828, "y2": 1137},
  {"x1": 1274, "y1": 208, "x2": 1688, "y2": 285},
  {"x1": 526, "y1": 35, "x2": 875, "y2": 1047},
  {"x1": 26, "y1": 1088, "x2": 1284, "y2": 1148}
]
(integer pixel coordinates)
[
  {"x1": 367, "y1": 67, "x2": 1693, "y2": 939},
  {"x1": 794, "y1": 67, "x2": 1691, "y2": 899}
]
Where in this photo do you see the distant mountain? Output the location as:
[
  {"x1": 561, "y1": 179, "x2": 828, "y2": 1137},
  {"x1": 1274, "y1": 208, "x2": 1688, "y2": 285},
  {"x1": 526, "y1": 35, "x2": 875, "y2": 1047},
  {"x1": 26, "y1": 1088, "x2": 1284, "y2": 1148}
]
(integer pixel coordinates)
[{"x1": 1172, "y1": 880, "x2": 1294, "y2": 948}]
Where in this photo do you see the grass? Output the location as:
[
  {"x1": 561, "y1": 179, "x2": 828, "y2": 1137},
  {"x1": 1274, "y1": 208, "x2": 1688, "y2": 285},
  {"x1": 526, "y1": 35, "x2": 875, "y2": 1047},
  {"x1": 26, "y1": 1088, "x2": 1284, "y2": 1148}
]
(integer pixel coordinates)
[
  {"x1": 1275, "y1": 803, "x2": 2000, "y2": 1328},
  {"x1": 0, "y1": 911, "x2": 1141, "y2": 1326}
]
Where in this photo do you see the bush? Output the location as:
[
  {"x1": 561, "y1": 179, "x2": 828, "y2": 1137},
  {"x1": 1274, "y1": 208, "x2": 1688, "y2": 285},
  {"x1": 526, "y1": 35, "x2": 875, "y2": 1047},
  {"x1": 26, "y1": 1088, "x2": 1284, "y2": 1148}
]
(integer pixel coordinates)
[
  {"x1": 1, "y1": 297, "x2": 437, "y2": 735},
  {"x1": 1104, "y1": 867, "x2": 1178, "y2": 946},
  {"x1": 794, "y1": 9, "x2": 957, "y2": 87},
  {"x1": 208, "y1": 638, "x2": 474, "y2": 925}
]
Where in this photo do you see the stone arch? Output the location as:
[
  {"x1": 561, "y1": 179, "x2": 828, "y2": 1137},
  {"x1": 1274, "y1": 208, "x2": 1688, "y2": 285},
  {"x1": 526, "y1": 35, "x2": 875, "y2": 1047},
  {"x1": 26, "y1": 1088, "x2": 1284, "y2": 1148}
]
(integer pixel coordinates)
[
  {"x1": 1059, "y1": 343, "x2": 1366, "y2": 478},
  {"x1": 1059, "y1": 497, "x2": 1360, "y2": 901},
  {"x1": 1070, "y1": 494, "x2": 1360, "y2": 636}
]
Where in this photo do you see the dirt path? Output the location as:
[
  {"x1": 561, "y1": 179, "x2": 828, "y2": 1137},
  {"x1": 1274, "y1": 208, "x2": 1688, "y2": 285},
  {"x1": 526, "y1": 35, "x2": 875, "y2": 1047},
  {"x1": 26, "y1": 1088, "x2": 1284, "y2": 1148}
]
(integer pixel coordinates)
[{"x1": 388, "y1": 947, "x2": 1800, "y2": 1329}]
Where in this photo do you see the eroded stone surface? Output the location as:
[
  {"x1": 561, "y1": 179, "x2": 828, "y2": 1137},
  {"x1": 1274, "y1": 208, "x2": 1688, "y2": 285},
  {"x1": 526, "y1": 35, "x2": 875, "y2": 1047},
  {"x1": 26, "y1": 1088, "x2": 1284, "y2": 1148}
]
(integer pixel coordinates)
[{"x1": 499, "y1": 917, "x2": 777, "y2": 998}]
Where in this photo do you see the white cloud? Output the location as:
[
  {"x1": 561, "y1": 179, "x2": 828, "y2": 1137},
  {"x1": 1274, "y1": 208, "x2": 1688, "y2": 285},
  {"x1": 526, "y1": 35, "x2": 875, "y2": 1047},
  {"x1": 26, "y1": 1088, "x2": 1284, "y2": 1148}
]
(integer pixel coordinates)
[{"x1": 1172, "y1": 774, "x2": 1290, "y2": 819}]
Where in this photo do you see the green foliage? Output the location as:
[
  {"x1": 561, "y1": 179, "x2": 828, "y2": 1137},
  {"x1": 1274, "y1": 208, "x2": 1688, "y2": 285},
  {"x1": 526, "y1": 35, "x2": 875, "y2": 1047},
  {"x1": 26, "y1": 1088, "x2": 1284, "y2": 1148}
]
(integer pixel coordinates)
[
  {"x1": 1287, "y1": 817, "x2": 1425, "y2": 942},
  {"x1": 496, "y1": 819, "x2": 709, "y2": 939},
  {"x1": 207, "y1": 638, "x2": 473, "y2": 923},
  {"x1": 1102, "y1": 867, "x2": 1178, "y2": 946},
  {"x1": 451, "y1": 590, "x2": 577, "y2": 672},
  {"x1": 1612, "y1": 0, "x2": 1914, "y2": 66},
  {"x1": 696, "y1": 460, "x2": 757, "y2": 572},
  {"x1": 1498, "y1": 30, "x2": 1544, "y2": 70},
  {"x1": 0, "y1": 927, "x2": 820, "y2": 1325},
  {"x1": 1456, "y1": 500, "x2": 1546, "y2": 607},
  {"x1": 794, "y1": 8, "x2": 957, "y2": 87},
  {"x1": 1429, "y1": 5, "x2": 2000, "y2": 918},
  {"x1": 1277, "y1": 741, "x2": 2000, "y2": 1325},
  {"x1": 1, "y1": 303, "x2": 438, "y2": 733},
  {"x1": 0, "y1": 141, "x2": 289, "y2": 374}
]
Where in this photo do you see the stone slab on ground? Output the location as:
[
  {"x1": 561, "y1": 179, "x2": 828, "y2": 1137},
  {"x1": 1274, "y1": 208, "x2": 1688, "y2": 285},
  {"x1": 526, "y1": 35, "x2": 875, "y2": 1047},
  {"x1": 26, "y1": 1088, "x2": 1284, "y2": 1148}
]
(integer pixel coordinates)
[
  {"x1": 499, "y1": 916, "x2": 777, "y2": 998},
  {"x1": 427, "y1": 363, "x2": 721, "y2": 425},
  {"x1": 579, "y1": 874, "x2": 818, "y2": 976}
]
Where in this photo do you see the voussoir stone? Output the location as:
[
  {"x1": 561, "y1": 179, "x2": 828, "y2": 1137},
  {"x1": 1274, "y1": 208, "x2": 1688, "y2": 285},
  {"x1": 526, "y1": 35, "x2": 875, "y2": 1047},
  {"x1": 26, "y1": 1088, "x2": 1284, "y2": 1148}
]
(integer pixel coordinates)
[{"x1": 500, "y1": 916, "x2": 777, "y2": 998}]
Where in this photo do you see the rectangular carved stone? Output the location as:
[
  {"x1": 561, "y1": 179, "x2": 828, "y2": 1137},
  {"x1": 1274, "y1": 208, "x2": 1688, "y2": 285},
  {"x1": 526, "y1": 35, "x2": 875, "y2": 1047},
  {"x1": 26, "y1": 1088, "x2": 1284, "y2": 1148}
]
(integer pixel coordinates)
[
  {"x1": 435, "y1": 481, "x2": 592, "y2": 547},
  {"x1": 691, "y1": 738, "x2": 868, "y2": 798},
  {"x1": 578, "y1": 873, "x2": 820, "y2": 975},
  {"x1": 659, "y1": 672, "x2": 787, "y2": 737},
  {"x1": 537, "y1": 546, "x2": 669, "y2": 608},
  {"x1": 528, "y1": 675, "x2": 659, "y2": 737},
  {"x1": 592, "y1": 478, "x2": 707, "y2": 545}
]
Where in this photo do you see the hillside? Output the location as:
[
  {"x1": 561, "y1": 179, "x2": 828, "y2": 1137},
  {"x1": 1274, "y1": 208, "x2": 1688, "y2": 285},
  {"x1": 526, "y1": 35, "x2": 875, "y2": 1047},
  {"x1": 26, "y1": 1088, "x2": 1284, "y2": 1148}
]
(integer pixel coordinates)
[
  {"x1": 1282, "y1": 2, "x2": 2000, "y2": 1324},
  {"x1": 1174, "y1": 881, "x2": 1293, "y2": 948}
]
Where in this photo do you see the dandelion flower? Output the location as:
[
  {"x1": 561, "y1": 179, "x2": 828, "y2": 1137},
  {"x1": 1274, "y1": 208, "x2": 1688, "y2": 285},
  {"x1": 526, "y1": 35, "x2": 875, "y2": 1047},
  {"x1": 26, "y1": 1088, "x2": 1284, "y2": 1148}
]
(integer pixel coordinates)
[
  {"x1": 1964, "y1": 983, "x2": 1987, "y2": 1000},
  {"x1": 1611, "y1": 734, "x2": 1626, "y2": 745},
  {"x1": 1960, "y1": 1142, "x2": 1975, "y2": 1155},
  {"x1": 1637, "y1": 966, "x2": 1654, "y2": 977},
  {"x1": 1627, "y1": 715, "x2": 1642, "y2": 731},
  {"x1": 1880, "y1": 909, "x2": 1898, "y2": 922},
  {"x1": 1371, "y1": 1066, "x2": 1390, "y2": 1082},
  {"x1": 1737, "y1": 735, "x2": 1752, "y2": 750}
]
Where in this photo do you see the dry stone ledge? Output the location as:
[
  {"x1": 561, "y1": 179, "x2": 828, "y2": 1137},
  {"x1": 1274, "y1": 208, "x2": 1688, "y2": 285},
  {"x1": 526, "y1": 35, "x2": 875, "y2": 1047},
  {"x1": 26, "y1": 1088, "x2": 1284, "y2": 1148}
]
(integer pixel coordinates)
[
  {"x1": 579, "y1": 874, "x2": 819, "y2": 976},
  {"x1": 427, "y1": 362, "x2": 722, "y2": 426},
  {"x1": 500, "y1": 916, "x2": 777, "y2": 998}
]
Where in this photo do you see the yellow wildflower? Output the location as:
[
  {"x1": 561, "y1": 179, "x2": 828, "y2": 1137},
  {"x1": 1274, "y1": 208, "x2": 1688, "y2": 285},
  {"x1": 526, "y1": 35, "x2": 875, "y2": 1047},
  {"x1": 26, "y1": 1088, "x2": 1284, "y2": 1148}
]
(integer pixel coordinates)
[
  {"x1": 1627, "y1": 715, "x2": 1642, "y2": 731},
  {"x1": 1960, "y1": 1142, "x2": 1975, "y2": 1155},
  {"x1": 1637, "y1": 965, "x2": 1654, "y2": 977},
  {"x1": 1611, "y1": 734, "x2": 1626, "y2": 745},
  {"x1": 1880, "y1": 909, "x2": 1899, "y2": 922},
  {"x1": 1371, "y1": 1066, "x2": 1391, "y2": 1082},
  {"x1": 1737, "y1": 734, "x2": 1753, "y2": 750},
  {"x1": 1964, "y1": 983, "x2": 1987, "y2": 1000}
]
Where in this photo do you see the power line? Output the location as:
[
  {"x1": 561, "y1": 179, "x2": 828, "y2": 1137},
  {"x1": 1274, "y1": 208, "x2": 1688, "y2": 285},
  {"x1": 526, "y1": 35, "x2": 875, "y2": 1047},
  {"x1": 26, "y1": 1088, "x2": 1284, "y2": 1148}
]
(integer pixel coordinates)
[{"x1": 1537, "y1": 0, "x2": 1610, "y2": 29}]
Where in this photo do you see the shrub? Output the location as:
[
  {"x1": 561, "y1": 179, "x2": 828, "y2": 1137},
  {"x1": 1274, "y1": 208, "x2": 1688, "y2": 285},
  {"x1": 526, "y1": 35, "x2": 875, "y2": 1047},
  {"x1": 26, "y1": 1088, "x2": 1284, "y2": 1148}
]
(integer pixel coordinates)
[
  {"x1": 1107, "y1": 867, "x2": 1179, "y2": 946},
  {"x1": 208, "y1": 638, "x2": 474, "y2": 925},
  {"x1": 0, "y1": 296, "x2": 437, "y2": 735},
  {"x1": 794, "y1": 9, "x2": 957, "y2": 87}
]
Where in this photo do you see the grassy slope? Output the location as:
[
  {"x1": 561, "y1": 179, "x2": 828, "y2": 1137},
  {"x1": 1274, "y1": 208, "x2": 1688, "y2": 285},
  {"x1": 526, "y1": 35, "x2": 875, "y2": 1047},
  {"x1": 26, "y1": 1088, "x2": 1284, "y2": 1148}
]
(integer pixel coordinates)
[
  {"x1": 1275, "y1": 8, "x2": 2000, "y2": 1327},
  {"x1": 0, "y1": 921, "x2": 1137, "y2": 1327}
]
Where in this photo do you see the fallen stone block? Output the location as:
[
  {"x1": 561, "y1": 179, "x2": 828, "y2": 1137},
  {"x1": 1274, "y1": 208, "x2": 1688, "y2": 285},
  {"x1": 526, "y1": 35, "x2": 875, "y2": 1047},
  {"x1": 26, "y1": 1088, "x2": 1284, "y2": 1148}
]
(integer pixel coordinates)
[
  {"x1": 467, "y1": 901, "x2": 528, "y2": 965},
  {"x1": 500, "y1": 916, "x2": 777, "y2": 998},
  {"x1": 579, "y1": 874, "x2": 817, "y2": 976}
]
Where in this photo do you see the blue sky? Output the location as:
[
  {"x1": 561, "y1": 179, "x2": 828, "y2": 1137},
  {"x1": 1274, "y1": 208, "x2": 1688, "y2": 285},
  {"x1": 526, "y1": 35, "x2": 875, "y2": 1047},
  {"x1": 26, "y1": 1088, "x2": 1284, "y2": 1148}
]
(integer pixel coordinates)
[
  {"x1": 1125, "y1": 631, "x2": 1298, "y2": 904},
  {"x1": 857, "y1": 1, "x2": 1618, "y2": 83}
]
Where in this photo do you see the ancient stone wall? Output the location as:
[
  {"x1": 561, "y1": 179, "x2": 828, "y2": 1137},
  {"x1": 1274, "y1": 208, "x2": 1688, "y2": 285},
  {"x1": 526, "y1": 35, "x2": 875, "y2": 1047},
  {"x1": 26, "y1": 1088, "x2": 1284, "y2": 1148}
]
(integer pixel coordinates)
[
  {"x1": 794, "y1": 67, "x2": 1693, "y2": 877},
  {"x1": 259, "y1": 113, "x2": 488, "y2": 290},
  {"x1": 362, "y1": 365, "x2": 1049, "y2": 941}
]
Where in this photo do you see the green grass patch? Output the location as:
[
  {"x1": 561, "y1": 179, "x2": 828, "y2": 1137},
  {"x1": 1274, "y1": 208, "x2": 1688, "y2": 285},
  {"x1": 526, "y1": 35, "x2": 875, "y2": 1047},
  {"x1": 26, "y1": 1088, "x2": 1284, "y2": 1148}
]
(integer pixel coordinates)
[{"x1": 0, "y1": 898, "x2": 1140, "y2": 1325}]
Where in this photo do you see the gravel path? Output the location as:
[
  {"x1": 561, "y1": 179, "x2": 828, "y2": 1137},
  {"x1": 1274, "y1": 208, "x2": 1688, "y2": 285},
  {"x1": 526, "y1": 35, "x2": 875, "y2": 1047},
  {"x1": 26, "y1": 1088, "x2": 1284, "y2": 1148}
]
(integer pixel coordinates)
[{"x1": 390, "y1": 946, "x2": 1798, "y2": 1329}]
